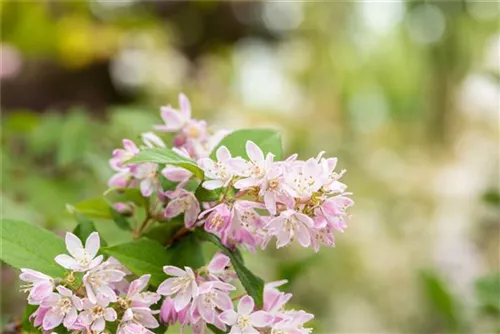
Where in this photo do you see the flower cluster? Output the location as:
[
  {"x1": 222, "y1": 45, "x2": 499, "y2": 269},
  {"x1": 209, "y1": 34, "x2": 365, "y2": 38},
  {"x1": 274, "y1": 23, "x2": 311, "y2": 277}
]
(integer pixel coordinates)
[
  {"x1": 107, "y1": 93, "x2": 353, "y2": 252},
  {"x1": 21, "y1": 232, "x2": 313, "y2": 333},
  {"x1": 156, "y1": 252, "x2": 313, "y2": 334},
  {"x1": 21, "y1": 232, "x2": 160, "y2": 333}
]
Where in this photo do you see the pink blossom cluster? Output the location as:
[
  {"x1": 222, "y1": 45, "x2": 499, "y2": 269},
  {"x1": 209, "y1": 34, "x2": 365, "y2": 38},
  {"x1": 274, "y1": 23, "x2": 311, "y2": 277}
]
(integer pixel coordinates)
[
  {"x1": 157, "y1": 252, "x2": 313, "y2": 334},
  {"x1": 20, "y1": 232, "x2": 313, "y2": 333},
  {"x1": 107, "y1": 93, "x2": 353, "y2": 253},
  {"x1": 21, "y1": 232, "x2": 160, "y2": 334}
]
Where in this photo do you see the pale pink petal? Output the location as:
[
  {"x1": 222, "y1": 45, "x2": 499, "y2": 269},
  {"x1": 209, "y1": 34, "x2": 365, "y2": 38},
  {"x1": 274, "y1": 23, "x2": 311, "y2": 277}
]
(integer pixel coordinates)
[
  {"x1": 219, "y1": 309, "x2": 238, "y2": 325},
  {"x1": 250, "y1": 311, "x2": 274, "y2": 327},
  {"x1": 56, "y1": 285, "x2": 72, "y2": 297},
  {"x1": 237, "y1": 295, "x2": 254, "y2": 316},
  {"x1": 88, "y1": 255, "x2": 104, "y2": 270},
  {"x1": 174, "y1": 290, "x2": 191, "y2": 311},
  {"x1": 63, "y1": 308, "x2": 78, "y2": 328},
  {"x1": 54, "y1": 254, "x2": 78, "y2": 270},
  {"x1": 84, "y1": 232, "x2": 100, "y2": 258},
  {"x1": 216, "y1": 146, "x2": 231, "y2": 162},
  {"x1": 140, "y1": 178, "x2": 155, "y2": 197},
  {"x1": 234, "y1": 177, "x2": 259, "y2": 189},
  {"x1": 128, "y1": 274, "x2": 150, "y2": 298},
  {"x1": 65, "y1": 232, "x2": 83, "y2": 257},
  {"x1": 104, "y1": 308, "x2": 117, "y2": 321},
  {"x1": 160, "y1": 107, "x2": 184, "y2": 131},
  {"x1": 136, "y1": 309, "x2": 159, "y2": 328},
  {"x1": 263, "y1": 192, "x2": 277, "y2": 215},
  {"x1": 246, "y1": 141, "x2": 264, "y2": 164},
  {"x1": 42, "y1": 310, "x2": 63, "y2": 330},
  {"x1": 184, "y1": 201, "x2": 200, "y2": 228},
  {"x1": 162, "y1": 166, "x2": 192, "y2": 182},
  {"x1": 179, "y1": 93, "x2": 191, "y2": 119},
  {"x1": 91, "y1": 317, "x2": 106, "y2": 332},
  {"x1": 163, "y1": 266, "x2": 186, "y2": 276},
  {"x1": 276, "y1": 230, "x2": 292, "y2": 248},
  {"x1": 202, "y1": 179, "x2": 224, "y2": 190},
  {"x1": 295, "y1": 212, "x2": 314, "y2": 228},
  {"x1": 199, "y1": 300, "x2": 215, "y2": 323},
  {"x1": 157, "y1": 278, "x2": 179, "y2": 296},
  {"x1": 165, "y1": 199, "x2": 184, "y2": 219},
  {"x1": 294, "y1": 221, "x2": 311, "y2": 247},
  {"x1": 215, "y1": 292, "x2": 233, "y2": 311},
  {"x1": 243, "y1": 326, "x2": 259, "y2": 334},
  {"x1": 208, "y1": 253, "x2": 230, "y2": 272}
]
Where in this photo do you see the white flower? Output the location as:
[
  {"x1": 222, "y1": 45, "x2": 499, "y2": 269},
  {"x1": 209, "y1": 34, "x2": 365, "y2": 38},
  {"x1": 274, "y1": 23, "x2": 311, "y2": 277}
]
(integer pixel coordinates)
[
  {"x1": 83, "y1": 264, "x2": 126, "y2": 303},
  {"x1": 157, "y1": 266, "x2": 198, "y2": 312},
  {"x1": 54, "y1": 232, "x2": 103, "y2": 272},
  {"x1": 198, "y1": 146, "x2": 246, "y2": 190},
  {"x1": 219, "y1": 295, "x2": 274, "y2": 334},
  {"x1": 78, "y1": 297, "x2": 117, "y2": 332},
  {"x1": 41, "y1": 286, "x2": 82, "y2": 330},
  {"x1": 233, "y1": 141, "x2": 274, "y2": 189},
  {"x1": 141, "y1": 132, "x2": 166, "y2": 148},
  {"x1": 283, "y1": 158, "x2": 325, "y2": 199},
  {"x1": 191, "y1": 280, "x2": 235, "y2": 324},
  {"x1": 130, "y1": 162, "x2": 159, "y2": 197},
  {"x1": 265, "y1": 210, "x2": 314, "y2": 248},
  {"x1": 19, "y1": 269, "x2": 54, "y2": 305}
]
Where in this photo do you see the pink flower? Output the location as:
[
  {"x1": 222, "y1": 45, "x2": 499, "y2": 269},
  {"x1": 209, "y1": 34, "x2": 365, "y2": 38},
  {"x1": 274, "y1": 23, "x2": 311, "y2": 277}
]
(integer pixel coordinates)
[
  {"x1": 19, "y1": 269, "x2": 54, "y2": 305},
  {"x1": 154, "y1": 93, "x2": 192, "y2": 132},
  {"x1": 164, "y1": 190, "x2": 200, "y2": 228},
  {"x1": 191, "y1": 281, "x2": 235, "y2": 324},
  {"x1": 121, "y1": 307, "x2": 159, "y2": 331},
  {"x1": 198, "y1": 146, "x2": 245, "y2": 190},
  {"x1": 265, "y1": 210, "x2": 314, "y2": 248},
  {"x1": 54, "y1": 232, "x2": 103, "y2": 272},
  {"x1": 78, "y1": 297, "x2": 117, "y2": 332},
  {"x1": 111, "y1": 139, "x2": 139, "y2": 169},
  {"x1": 30, "y1": 306, "x2": 50, "y2": 327},
  {"x1": 118, "y1": 322, "x2": 155, "y2": 334},
  {"x1": 271, "y1": 310, "x2": 314, "y2": 334},
  {"x1": 199, "y1": 203, "x2": 232, "y2": 239},
  {"x1": 283, "y1": 158, "x2": 325, "y2": 200},
  {"x1": 263, "y1": 280, "x2": 292, "y2": 315},
  {"x1": 319, "y1": 196, "x2": 354, "y2": 232},
  {"x1": 207, "y1": 253, "x2": 235, "y2": 282},
  {"x1": 309, "y1": 225, "x2": 335, "y2": 252},
  {"x1": 124, "y1": 274, "x2": 160, "y2": 308},
  {"x1": 41, "y1": 286, "x2": 82, "y2": 330},
  {"x1": 82, "y1": 264, "x2": 126, "y2": 303},
  {"x1": 159, "y1": 298, "x2": 178, "y2": 325},
  {"x1": 130, "y1": 162, "x2": 159, "y2": 197},
  {"x1": 219, "y1": 295, "x2": 274, "y2": 333},
  {"x1": 233, "y1": 141, "x2": 274, "y2": 189},
  {"x1": 257, "y1": 163, "x2": 294, "y2": 215},
  {"x1": 228, "y1": 200, "x2": 266, "y2": 250},
  {"x1": 157, "y1": 266, "x2": 198, "y2": 311}
]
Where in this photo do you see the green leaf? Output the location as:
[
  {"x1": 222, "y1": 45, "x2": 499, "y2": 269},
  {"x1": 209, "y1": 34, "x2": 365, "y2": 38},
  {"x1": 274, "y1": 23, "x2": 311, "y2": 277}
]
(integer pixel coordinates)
[
  {"x1": 476, "y1": 273, "x2": 500, "y2": 314},
  {"x1": 207, "y1": 324, "x2": 227, "y2": 334},
  {"x1": 195, "y1": 229, "x2": 264, "y2": 308},
  {"x1": 22, "y1": 304, "x2": 39, "y2": 333},
  {"x1": 0, "y1": 219, "x2": 66, "y2": 277},
  {"x1": 420, "y1": 271, "x2": 462, "y2": 331},
  {"x1": 195, "y1": 186, "x2": 222, "y2": 202},
  {"x1": 104, "y1": 188, "x2": 148, "y2": 208},
  {"x1": 126, "y1": 147, "x2": 204, "y2": 179},
  {"x1": 210, "y1": 129, "x2": 283, "y2": 160},
  {"x1": 143, "y1": 220, "x2": 184, "y2": 244},
  {"x1": 110, "y1": 209, "x2": 133, "y2": 231},
  {"x1": 168, "y1": 233, "x2": 205, "y2": 269},
  {"x1": 71, "y1": 197, "x2": 112, "y2": 219},
  {"x1": 102, "y1": 239, "x2": 169, "y2": 287}
]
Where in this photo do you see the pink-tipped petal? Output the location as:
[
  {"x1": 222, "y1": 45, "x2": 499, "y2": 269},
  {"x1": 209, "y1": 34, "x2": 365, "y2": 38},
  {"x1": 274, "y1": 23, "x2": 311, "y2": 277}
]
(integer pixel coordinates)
[
  {"x1": 65, "y1": 232, "x2": 83, "y2": 257},
  {"x1": 237, "y1": 295, "x2": 255, "y2": 316},
  {"x1": 250, "y1": 310, "x2": 274, "y2": 327},
  {"x1": 219, "y1": 309, "x2": 238, "y2": 326},
  {"x1": 84, "y1": 232, "x2": 100, "y2": 258},
  {"x1": 246, "y1": 141, "x2": 264, "y2": 164}
]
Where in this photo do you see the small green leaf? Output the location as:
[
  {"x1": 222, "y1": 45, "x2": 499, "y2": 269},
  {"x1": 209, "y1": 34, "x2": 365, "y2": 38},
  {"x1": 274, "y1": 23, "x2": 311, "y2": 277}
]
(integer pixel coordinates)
[
  {"x1": 102, "y1": 239, "x2": 169, "y2": 287},
  {"x1": 195, "y1": 186, "x2": 222, "y2": 202},
  {"x1": 0, "y1": 219, "x2": 66, "y2": 277},
  {"x1": 210, "y1": 129, "x2": 283, "y2": 160},
  {"x1": 195, "y1": 229, "x2": 264, "y2": 308},
  {"x1": 143, "y1": 220, "x2": 184, "y2": 244},
  {"x1": 71, "y1": 197, "x2": 112, "y2": 219},
  {"x1": 476, "y1": 273, "x2": 500, "y2": 314},
  {"x1": 127, "y1": 147, "x2": 204, "y2": 179},
  {"x1": 110, "y1": 209, "x2": 133, "y2": 231},
  {"x1": 22, "y1": 304, "x2": 39, "y2": 333},
  {"x1": 168, "y1": 233, "x2": 205, "y2": 269}
]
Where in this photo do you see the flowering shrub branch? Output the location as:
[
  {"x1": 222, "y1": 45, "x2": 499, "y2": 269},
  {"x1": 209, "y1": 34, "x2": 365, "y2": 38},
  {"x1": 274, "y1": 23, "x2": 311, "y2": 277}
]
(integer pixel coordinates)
[{"x1": 1, "y1": 93, "x2": 353, "y2": 333}]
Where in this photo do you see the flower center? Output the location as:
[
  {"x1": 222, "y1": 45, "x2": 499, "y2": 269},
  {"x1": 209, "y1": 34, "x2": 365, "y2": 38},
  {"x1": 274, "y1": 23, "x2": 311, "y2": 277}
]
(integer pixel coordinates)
[{"x1": 237, "y1": 315, "x2": 251, "y2": 329}]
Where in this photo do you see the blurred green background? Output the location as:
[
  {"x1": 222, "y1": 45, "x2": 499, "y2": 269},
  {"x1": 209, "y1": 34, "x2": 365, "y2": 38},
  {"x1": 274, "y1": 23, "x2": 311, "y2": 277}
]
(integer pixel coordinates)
[{"x1": 1, "y1": 1, "x2": 499, "y2": 333}]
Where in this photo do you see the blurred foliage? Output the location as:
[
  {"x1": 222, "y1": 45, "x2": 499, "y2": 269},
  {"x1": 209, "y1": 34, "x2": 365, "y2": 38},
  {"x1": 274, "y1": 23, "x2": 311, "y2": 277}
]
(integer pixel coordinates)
[{"x1": 1, "y1": 0, "x2": 499, "y2": 333}]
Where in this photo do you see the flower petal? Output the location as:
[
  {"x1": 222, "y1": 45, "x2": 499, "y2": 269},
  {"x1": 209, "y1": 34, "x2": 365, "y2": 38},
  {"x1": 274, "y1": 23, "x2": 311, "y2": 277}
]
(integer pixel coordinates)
[
  {"x1": 218, "y1": 309, "x2": 238, "y2": 326},
  {"x1": 84, "y1": 232, "x2": 100, "y2": 258},
  {"x1": 237, "y1": 295, "x2": 254, "y2": 316},
  {"x1": 246, "y1": 141, "x2": 264, "y2": 164},
  {"x1": 163, "y1": 266, "x2": 186, "y2": 277},
  {"x1": 54, "y1": 254, "x2": 78, "y2": 270},
  {"x1": 65, "y1": 232, "x2": 83, "y2": 257},
  {"x1": 250, "y1": 310, "x2": 274, "y2": 327}
]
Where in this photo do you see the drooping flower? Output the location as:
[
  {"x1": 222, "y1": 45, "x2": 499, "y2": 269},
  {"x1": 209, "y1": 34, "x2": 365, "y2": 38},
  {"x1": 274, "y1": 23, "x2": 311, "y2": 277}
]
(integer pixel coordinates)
[
  {"x1": 111, "y1": 139, "x2": 139, "y2": 169},
  {"x1": 157, "y1": 266, "x2": 198, "y2": 311},
  {"x1": 120, "y1": 307, "x2": 159, "y2": 332},
  {"x1": 78, "y1": 297, "x2": 117, "y2": 332},
  {"x1": 262, "y1": 280, "x2": 292, "y2": 316},
  {"x1": 164, "y1": 189, "x2": 201, "y2": 228},
  {"x1": 265, "y1": 210, "x2": 314, "y2": 248},
  {"x1": 130, "y1": 162, "x2": 159, "y2": 197},
  {"x1": 41, "y1": 286, "x2": 83, "y2": 330},
  {"x1": 19, "y1": 269, "x2": 54, "y2": 305},
  {"x1": 123, "y1": 274, "x2": 160, "y2": 308},
  {"x1": 228, "y1": 200, "x2": 267, "y2": 250},
  {"x1": 219, "y1": 295, "x2": 274, "y2": 334},
  {"x1": 159, "y1": 298, "x2": 178, "y2": 325},
  {"x1": 54, "y1": 232, "x2": 103, "y2": 272},
  {"x1": 207, "y1": 252, "x2": 235, "y2": 282},
  {"x1": 199, "y1": 203, "x2": 232, "y2": 239}
]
